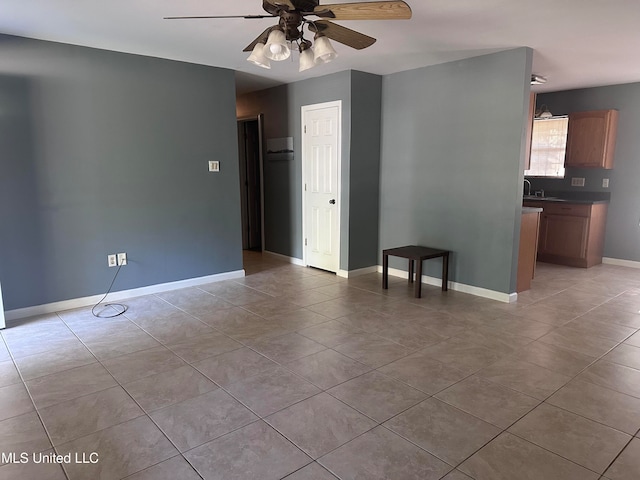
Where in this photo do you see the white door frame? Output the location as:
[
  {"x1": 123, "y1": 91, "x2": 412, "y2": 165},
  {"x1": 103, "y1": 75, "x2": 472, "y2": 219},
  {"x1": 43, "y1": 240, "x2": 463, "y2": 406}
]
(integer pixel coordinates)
[
  {"x1": 0, "y1": 282, "x2": 6, "y2": 329},
  {"x1": 301, "y1": 100, "x2": 342, "y2": 271},
  {"x1": 237, "y1": 113, "x2": 266, "y2": 252}
]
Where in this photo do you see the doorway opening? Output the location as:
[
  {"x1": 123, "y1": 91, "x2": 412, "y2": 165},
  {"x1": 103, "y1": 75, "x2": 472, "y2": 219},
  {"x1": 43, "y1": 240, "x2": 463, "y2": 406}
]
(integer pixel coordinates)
[{"x1": 237, "y1": 114, "x2": 265, "y2": 252}]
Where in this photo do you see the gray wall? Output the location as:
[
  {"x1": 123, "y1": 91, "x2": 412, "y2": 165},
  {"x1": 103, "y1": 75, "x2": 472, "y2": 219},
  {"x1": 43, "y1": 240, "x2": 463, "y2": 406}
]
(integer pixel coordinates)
[
  {"x1": 0, "y1": 35, "x2": 243, "y2": 311},
  {"x1": 237, "y1": 70, "x2": 383, "y2": 272},
  {"x1": 534, "y1": 84, "x2": 640, "y2": 262},
  {"x1": 237, "y1": 71, "x2": 354, "y2": 270},
  {"x1": 379, "y1": 48, "x2": 533, "y2": 294},
  {"x1": 349, "y1": 71, "x2": 382, "y2": 270}
]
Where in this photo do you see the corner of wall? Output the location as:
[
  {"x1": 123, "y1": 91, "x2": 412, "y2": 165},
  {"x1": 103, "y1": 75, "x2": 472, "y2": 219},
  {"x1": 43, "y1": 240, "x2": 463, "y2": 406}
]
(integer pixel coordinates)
[
  {"x1": 347, "y1": 71, "x2": 383, "y2": 271},
  {"x1": 508, "y1": 46, "x2": 535, "y2": 293}
]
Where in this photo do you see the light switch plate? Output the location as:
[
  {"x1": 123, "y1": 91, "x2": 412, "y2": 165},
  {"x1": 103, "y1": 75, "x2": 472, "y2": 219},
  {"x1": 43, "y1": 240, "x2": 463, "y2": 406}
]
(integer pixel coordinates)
[
  {"x1": 571, "y1": 177, "x2": 586, "y2": 187},
  {"x1": 208, "y1": 161, "x2": 220, "y2": 172}
]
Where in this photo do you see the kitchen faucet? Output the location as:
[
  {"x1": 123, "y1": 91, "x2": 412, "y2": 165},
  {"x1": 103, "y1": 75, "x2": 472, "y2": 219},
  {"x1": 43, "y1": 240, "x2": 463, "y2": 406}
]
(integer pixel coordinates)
[{"x1": 524, "y1": 179, "x2": 531, "y2": 196}]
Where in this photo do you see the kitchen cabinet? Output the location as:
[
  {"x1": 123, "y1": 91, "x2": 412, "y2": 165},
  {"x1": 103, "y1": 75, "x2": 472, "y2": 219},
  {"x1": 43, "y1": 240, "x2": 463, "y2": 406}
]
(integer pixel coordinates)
[
  {"x1": 523, "y1": 201, "x2": 608, "y2": 268},
  {"x1": 517, "y1": 208, "x2": 541, "y2": 292},
  {"x1": 565, "y1": 109, "x2": 618, "y2": 169}
]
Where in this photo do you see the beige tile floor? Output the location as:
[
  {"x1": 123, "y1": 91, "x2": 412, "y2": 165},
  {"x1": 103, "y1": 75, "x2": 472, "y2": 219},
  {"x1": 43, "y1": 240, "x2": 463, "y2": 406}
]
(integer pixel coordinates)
[{"x1": 2, "y1": 251, "x2": 640, "y2": 479}]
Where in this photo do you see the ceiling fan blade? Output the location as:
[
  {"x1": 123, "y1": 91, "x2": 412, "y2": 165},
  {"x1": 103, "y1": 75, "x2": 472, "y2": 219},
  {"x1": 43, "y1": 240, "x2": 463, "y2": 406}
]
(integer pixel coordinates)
[
  {"x1": 315, "y1": 1, "x2": 412, "y2": 20},
  {"x1": 243, "y1": 27, "x2": 275, "y2": 52},
  {"x1": 309, "y1": 20, "x2": 375, "y2": 50},
  {"x1": 286, "y1": 0, "x2": 320, "y2": 10},
  {"x1": 164, "y1": 15, "x2": 275, "y2": 20},
  {"x1": 265, "y1": 0, "x2": 316, "y2": 10}
]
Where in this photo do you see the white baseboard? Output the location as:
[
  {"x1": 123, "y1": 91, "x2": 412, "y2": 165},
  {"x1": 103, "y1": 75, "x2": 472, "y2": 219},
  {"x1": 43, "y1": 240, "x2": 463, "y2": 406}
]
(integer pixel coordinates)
[
  {"x1": 264, "y1": 251, "x2": 377, "y2": 278},
  {"x1": 603, "y1": 257, "x2": 640, "y2": 269},
  {"x1": 4, "y1": 269, "x2": 246, "y2": 323},
  {"x1": 337, "y1": 266, "x2": 378, "y2": 279},
  {"x1": 378, "y1": 266, "x2": 515, "y2": 303},
  {"x1": 263, "y1": 251, "x2": 305, "y2": 266}
]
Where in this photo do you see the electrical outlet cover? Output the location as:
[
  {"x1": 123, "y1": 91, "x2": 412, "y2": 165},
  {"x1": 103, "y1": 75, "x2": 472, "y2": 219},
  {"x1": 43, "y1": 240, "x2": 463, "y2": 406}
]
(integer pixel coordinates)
[
  {"x1": 208, "y1": 161, "x2": 220, "y2": 172},
  {"x1": 117, "y1": 253, "x2": 127, "y2": 266},
  {"x1": 571, "y1": 177, "x2": 586, "y2": 187},
  {"x1": 108, "y1": 254, "x2": 117, "y2": 267},
  {"x1": 602, "y1": 178, "x2": 610, "y2": 188}
]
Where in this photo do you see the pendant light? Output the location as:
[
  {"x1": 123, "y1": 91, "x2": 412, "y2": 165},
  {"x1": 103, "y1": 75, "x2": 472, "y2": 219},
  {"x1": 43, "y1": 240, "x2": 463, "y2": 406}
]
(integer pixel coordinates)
[{"x1": 535, "y1": 105, "x2": 553, "y2": 119}]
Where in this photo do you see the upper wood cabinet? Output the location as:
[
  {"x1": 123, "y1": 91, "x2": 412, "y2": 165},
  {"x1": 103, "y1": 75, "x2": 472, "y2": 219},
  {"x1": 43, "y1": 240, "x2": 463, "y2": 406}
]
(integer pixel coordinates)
[{"x1": 565, "y1": 109, "x2": 618, "y2": 169}]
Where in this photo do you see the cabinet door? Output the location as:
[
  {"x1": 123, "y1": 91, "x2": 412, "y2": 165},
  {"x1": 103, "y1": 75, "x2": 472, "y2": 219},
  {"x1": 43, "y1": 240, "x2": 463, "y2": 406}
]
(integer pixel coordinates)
[
  {"x1": 565, "y1": 110, "x2": 618, "y2": 168},
  {"x1": 539, "y1": 214, "x2": 588, "y2": 259}
]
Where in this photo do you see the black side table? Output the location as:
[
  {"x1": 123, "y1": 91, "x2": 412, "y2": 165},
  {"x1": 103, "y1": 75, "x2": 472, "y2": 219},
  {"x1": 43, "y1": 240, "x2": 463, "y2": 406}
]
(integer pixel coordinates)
[{"x1": 382, "y1": 245, "x2": 450, "y2": 298}]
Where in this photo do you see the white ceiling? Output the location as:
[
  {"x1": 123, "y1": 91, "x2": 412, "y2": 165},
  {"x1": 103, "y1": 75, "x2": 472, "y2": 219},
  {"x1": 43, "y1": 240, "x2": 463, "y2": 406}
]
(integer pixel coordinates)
[{"x1": 2, "y1": 0, "x2": 640, "y2": 95}]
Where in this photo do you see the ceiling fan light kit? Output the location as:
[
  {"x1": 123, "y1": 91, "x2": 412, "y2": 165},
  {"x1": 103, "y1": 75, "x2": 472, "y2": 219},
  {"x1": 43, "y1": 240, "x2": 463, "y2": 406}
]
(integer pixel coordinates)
[
  {"x1": 165, "y1": 0, "x2": 412, "y2": 73},
  {"x1": 264, "y1": 28, "x2": 292, "y2": 61},
  {"x1": 247, "y1": 43, "x2": 272, "y2": 68},
  {"x1": 298, "y1": 41, "x2": 317, "y2": 72},
  {"x1": 312, "y1": 34, "x2": 338, "y2": 64}
]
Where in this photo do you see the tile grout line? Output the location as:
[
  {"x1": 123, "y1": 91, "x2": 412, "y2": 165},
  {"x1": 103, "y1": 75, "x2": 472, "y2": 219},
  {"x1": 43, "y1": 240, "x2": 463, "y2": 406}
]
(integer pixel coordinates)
[
  {"x1": 4, "y1": 258, "x2": 640, "y2": 479},
  {"x1": 50, "y1": 310, "x2": 204, "y2": 480},
  {"x1": 0, "y1": 349, "x2": 69, "y2": 479},
  {"x1": 156, "y1": 270, "x2": 640, "y2": 477}
]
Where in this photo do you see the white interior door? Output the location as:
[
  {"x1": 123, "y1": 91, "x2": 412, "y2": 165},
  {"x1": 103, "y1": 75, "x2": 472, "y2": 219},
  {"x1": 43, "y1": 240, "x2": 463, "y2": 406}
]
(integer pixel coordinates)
[{"x1": 302, "y1": 101, "x2": 341, "y2": 273}]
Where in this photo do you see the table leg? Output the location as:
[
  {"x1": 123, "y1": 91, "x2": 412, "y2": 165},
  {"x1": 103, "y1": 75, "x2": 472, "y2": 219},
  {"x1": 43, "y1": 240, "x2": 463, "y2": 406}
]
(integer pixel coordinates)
[
  {"x1": 382, "y1": 253, "x2": 389, "y2": 290},
  {"x1": 408, "y1": 259, "x2": 414, "y2": 284},
  {"x1": 415, "y1": 259, "x2": 422, "y2": 298},
  {"x1": 442, "y1": 253, "x2": 449, "y2": 291}
]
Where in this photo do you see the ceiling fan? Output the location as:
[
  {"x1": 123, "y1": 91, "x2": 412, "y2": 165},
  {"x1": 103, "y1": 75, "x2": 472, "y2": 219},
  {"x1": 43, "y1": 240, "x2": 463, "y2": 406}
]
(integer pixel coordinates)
[{"x1": 165, "y1": 0, "x2": 412, "y2": 72}]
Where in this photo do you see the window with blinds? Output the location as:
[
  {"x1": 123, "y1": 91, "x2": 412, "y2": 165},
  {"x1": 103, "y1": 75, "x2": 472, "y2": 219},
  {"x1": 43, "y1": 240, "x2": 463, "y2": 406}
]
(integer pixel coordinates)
[{"x1": 525, "y1": 117, "x2": 569, "y2": 177}]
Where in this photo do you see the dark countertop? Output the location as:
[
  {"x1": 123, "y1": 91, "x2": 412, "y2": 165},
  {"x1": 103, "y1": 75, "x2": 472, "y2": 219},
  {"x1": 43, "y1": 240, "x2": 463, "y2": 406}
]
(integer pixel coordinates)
[
  {"x1": 522, "y1": 207, "x2": 543, "y2": 214},
  {"x1": 522, "y1": 191, "x2": 610, "y2": 205},
  {"x1": 523, "y1": 197, "x2": 609, "y2": 205}
]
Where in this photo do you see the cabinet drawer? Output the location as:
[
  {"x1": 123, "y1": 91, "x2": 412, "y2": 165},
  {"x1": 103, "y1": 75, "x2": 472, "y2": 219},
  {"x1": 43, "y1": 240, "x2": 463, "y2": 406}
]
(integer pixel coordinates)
[
  {"x1": 541, "y1": 203, "x2": 591, "y2": 217},
  {"x1": 523, "y1": 201, "x2": 592, "y2": 217}
]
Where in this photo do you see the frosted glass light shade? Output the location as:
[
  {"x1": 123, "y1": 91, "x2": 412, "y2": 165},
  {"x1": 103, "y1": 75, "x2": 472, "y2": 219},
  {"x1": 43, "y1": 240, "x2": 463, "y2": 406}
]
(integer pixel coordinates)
[
  {"x1": 313, "y1": 36, "x2": 337, "y2": 64},
  {"x1": 246, "y1": 43, "x2": 271, "y2": 69},
  {"x1": 264, "y1": 29, "x2": 291, "y2": 61},
  {"x1": 299, "y1": 47, "x2": 316, "y2": 72}
]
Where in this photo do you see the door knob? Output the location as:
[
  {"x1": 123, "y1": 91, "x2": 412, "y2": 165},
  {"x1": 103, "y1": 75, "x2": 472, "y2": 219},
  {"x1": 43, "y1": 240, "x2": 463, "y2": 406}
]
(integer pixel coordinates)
[{"x1": 329, "y1": 199, "x2": 336, "y2": 204}]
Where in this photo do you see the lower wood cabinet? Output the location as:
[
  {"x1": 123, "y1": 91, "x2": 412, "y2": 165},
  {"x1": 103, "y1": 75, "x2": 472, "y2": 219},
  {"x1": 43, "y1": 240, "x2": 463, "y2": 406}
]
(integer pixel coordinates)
[
  {"x1": 517, "y1": 209, "x2": 541, "y2": 292},
  {"x1": 523, "y1": 201, "x2": 608, "y2": 268}
]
